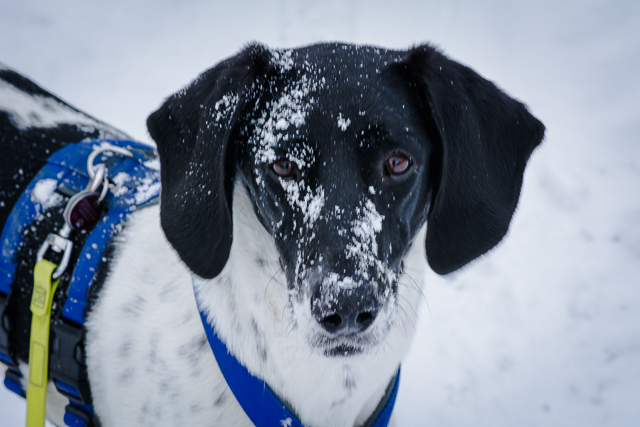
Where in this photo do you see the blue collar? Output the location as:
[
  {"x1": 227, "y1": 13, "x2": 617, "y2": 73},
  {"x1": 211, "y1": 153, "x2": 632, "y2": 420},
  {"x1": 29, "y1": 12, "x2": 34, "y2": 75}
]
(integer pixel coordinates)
[{"x1": 197, "y1": 308, "x2": 400, "y2": 427}]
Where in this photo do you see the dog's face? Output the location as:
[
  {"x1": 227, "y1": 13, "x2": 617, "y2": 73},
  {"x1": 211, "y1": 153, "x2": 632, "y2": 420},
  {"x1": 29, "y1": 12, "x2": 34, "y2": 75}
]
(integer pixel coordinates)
[
  {"x1": 238, "y1": 53, "x2": 432, "y2": 355},
  {"x1": 147, "y1": 43, "x2": 544, "y2": 356}
]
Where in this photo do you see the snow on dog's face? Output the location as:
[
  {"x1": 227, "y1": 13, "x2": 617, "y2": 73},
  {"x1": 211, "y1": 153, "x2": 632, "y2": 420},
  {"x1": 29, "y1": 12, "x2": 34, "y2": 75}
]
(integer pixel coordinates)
[
  {"x1": 148, "y1": 43, "x2": 544, "y2": 355},
  {"x1": 234, "y1": 47, "x2": 432, "y2": 355}
]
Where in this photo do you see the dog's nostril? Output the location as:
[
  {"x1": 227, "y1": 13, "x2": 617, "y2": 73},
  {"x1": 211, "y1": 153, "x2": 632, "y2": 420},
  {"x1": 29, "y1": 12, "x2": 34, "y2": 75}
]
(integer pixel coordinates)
[
  {"x1": 311, "y1": 280, "x2": 381, "y2": 334},
  {"x1": 316, "y1": 309, "x2": 378, "y2": 334},
  {"x1": 356, "y1": 311, "x2": 375, "y2": 330},
  {"x1": 319, "y1": 313, "x2": 343, "y2": 332}
]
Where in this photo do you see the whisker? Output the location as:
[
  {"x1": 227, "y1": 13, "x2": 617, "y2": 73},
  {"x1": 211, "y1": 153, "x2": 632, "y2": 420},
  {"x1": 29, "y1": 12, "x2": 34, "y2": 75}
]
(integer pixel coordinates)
[
  {"x1": 396, "y1": 303, "x2": 416, "y2": 336},
  {"x1": 396, "y1": 295, "x2": 419, "y2": 333},
  {"x1": 402, "y1": 265, "x2": 428, "y2": 273},
  {"x1": 381, "y1": 338, "x2": 398, "y2": 359},
  {"x1": 400, "y1": 271, "x2": 432, "y2": 320},
  {"x1": 389, "y1": 296, "x2": 410, "y2": 338},
  {"x1": 397, "y1": 294, "x2": 421, "y2": 328},
  {"x1": 401, "y1": 271, "x2": 428, "y2": 305},
  {"x1": 265, "y1": 265, "x2": 284, "y2": 300}
]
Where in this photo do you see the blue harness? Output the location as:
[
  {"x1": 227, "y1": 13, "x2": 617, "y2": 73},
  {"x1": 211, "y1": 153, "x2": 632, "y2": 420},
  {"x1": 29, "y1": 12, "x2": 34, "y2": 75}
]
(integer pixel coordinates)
[
  {"x1": 0, "y1": 139, "x2": 400, "y2": 427},
  {"x1": 198, "y1": 308, "x2": 401, "y2": 427},
  {"x1": 0, "y1": 139, "x2": 160, "y2": 426}
]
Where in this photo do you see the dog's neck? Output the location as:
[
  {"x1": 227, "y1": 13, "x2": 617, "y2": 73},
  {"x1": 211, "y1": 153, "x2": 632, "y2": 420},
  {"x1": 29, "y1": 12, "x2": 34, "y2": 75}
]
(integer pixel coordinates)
[{"x1": 193, "y1": 185, "x2": 427, "y2": 427}]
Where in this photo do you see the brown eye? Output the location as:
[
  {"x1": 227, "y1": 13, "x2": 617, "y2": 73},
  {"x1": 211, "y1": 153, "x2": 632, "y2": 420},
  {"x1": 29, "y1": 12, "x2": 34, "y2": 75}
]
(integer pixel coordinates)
[
  {"x1": 386, "y1": 154, "x2": 411, "y2": 175},
  {"x1": 272, "y1": 158, "x2": 295, "y2": 178}
]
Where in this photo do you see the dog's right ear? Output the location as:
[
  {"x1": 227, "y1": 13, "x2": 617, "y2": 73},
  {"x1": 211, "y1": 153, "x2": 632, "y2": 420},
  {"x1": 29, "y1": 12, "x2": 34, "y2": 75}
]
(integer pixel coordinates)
[{"x1": 147, "y1": 44, "x2": 272, "y2": 279}]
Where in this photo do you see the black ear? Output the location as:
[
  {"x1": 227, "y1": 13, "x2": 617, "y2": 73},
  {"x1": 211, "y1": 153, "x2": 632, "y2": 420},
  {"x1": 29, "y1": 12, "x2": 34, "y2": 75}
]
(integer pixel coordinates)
[
  {"x1": 395, "y1": 45, "x2": 545, "y2": 275},
  {"x1": 147, "y1": 44, "x2": 272, "y2": 279}
]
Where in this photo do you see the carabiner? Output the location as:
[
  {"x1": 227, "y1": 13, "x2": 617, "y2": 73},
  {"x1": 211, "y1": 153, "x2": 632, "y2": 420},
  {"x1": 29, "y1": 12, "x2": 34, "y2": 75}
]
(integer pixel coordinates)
[{"x1": 36, "y1": 233, "x2": 73, "y2": 279}]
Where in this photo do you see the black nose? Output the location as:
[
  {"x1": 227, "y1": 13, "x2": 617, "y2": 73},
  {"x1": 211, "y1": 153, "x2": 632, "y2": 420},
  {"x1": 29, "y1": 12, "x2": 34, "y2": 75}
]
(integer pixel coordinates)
[{"x1": 311, "y1": 281, "x2": 380, "y2": 334}]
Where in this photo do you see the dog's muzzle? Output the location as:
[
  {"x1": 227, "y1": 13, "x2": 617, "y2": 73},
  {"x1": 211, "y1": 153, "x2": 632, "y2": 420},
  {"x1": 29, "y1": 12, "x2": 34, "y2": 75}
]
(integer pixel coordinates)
[{"x1": 308, "y1": 271, "x2": 385, "y2": 336}]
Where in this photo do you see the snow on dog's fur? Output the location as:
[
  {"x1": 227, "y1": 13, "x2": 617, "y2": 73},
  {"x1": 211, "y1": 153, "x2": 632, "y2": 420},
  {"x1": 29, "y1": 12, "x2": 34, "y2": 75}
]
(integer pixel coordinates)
[{"x1": 0, "y1": 43, "x2": 544, "y2": 426}]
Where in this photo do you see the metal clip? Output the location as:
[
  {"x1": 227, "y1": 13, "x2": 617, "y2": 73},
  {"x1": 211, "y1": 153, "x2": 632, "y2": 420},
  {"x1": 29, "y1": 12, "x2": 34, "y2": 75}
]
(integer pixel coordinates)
[
  {"x1": 36, "y1": 233, "x2": 73, "y2": 279},
  {"x1": 33, "y1": 144, "x2": 134, "y2": 280},
  {"x1": 87, "y1": 144, "x2": 133, "y2": 203},
  {"x1": 87, "y1": 144, "x2": 133, "y2": 181},
  {"x1": 86, "y1": 163, "x2": 106, "y2": 193},
  {"x1": 84, "y1": 163, "x2": 109, "y2": 203}
]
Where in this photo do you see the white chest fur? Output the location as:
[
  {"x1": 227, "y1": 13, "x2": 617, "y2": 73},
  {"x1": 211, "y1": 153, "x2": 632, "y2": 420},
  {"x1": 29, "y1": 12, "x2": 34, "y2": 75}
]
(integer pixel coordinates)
[{"x1": 84, "y1": 185, "x2": 427, "y2": 427}]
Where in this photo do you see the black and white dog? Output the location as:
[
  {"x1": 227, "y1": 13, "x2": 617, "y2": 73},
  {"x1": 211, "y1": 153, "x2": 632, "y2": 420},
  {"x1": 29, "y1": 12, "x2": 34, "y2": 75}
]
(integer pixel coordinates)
[{"x1": 0, "y1": 43, "x2": 544, "y2": 426}]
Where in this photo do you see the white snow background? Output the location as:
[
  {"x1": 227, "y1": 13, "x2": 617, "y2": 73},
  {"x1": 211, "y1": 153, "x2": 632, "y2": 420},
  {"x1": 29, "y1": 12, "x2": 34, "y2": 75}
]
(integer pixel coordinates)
[{"x1": 1, "y1": 1, "x2": 639, "y2": 426}]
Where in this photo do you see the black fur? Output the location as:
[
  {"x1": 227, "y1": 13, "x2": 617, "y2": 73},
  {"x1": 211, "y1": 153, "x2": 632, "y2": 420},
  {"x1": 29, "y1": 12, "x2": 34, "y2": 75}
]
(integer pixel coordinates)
[
  {"x1": 392, "y1": 46, "x2": 545, "y2": 274},
  {"x1": 147, "y1": 44, "x2": 273, "y2": 279},
  {"x1": 147, "y1": 42, "x2": 544, "y2": 283}
]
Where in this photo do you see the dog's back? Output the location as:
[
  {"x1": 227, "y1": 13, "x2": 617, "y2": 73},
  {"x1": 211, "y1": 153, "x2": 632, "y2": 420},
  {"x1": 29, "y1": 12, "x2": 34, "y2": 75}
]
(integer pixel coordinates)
[{"x1": 0, "y1": 65, "x2": 129, "y2": 227}]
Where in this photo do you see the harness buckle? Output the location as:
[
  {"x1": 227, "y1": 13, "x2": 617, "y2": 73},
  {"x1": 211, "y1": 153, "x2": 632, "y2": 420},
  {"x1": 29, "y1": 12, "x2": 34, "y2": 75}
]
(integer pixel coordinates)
[
  {"x1": 64, "y1": 401, "x2": 94, "y2": 427},
  {"x1": 36, "y1": 232, "x2": 73, "y2": 280},
  {"x1": 3, "y1": 367, "x2": 26, "y2": 398},
  {"x1": 50, "y1": 318, "x2": 93, "y2": 405}
]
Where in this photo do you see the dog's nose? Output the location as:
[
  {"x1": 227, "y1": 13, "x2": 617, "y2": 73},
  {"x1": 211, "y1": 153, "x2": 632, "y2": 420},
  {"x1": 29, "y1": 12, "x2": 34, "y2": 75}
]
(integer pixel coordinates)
[{"x1": 311, "y1": 281, "x2": 380, "y2": 335}]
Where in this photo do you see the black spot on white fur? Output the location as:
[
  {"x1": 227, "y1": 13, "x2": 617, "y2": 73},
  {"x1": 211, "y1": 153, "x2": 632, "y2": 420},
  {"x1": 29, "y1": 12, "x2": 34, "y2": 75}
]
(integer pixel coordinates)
[
  {"x1": 118, "y1": 340, "x2": 133, "y2": 359},
  {"x1": 120, "y1": 295, "x2": 147, "y2": 318},
  {"x1": 250, "y1": 317, "x2": 268, "y2": 363},
  {"x1": 213, "y1": 391, "x2": 227, "y2": 407}
]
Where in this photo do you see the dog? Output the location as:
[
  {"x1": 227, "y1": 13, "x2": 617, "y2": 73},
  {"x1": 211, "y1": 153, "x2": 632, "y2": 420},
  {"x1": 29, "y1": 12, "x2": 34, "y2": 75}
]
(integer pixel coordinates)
[{"x1": 0, "y1": 43, "x2": 544, "y2": 426}]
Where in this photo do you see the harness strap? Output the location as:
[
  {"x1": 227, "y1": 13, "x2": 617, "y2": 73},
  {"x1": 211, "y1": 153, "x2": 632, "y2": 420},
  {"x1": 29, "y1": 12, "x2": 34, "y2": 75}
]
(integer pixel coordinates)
[{"x1": 0, "y1": 139, "x2": 160, "y2": 427}]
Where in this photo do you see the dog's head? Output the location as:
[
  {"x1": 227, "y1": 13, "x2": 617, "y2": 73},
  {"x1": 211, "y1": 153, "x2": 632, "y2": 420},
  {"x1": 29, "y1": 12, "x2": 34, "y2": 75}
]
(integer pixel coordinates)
[{"x1": 148, "y1": 43, "x2": 544, "y2": 356}]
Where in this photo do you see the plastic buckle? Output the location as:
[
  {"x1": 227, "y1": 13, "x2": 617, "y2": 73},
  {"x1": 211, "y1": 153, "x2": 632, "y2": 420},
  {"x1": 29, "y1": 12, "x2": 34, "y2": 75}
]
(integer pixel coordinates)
[
  {"x1": 64, "y1": 401, "x2": 94, "y2": 427},
  {"x1": 50, "y1": 318, "x2": 92, "y2": 405},
  {"x1": 3, "y1": 367, "x2": 26, "y2": 398}
]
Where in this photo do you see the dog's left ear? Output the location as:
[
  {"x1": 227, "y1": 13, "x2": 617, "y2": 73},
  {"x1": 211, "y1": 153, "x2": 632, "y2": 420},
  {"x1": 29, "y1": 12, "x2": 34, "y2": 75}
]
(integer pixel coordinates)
[
  {"x1": 147, "y1": 44, "x2": 272, "y2": 279},
  {"x1": 392, "y1": 45, "x2": 545, "y2": 275}
]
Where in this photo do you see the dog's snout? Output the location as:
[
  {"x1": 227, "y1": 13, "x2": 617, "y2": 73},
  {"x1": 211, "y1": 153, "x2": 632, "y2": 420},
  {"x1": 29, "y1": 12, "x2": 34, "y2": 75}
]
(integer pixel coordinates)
[
  {"x1": 311, "y1": 280, "x2": 380, "y2": 335},
  {"x1": 315, "y1": 307, "x2": 378, "y2": 335}
]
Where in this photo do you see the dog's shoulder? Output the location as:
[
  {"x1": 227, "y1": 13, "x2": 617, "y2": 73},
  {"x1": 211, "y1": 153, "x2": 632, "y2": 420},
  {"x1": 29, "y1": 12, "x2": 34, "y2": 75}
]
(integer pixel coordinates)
[{"x1": 84, "y1": 205, "x2": 251, "y2": 426}]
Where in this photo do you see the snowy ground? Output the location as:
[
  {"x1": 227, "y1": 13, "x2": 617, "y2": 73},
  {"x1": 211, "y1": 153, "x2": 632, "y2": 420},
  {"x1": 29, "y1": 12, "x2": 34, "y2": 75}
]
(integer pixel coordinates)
[{"x1": 1, "y1": 1, "x2": 639, "y2": 426}]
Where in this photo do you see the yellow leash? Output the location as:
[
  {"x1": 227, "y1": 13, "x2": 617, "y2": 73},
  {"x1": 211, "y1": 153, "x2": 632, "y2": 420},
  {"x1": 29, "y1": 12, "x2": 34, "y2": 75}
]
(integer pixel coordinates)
[{"x1": 26, "y1": 260, "x2": 60, "y2": 427}]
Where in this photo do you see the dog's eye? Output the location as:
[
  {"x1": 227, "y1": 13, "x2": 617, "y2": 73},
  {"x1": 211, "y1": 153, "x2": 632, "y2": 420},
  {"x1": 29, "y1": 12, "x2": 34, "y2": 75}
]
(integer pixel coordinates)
[
  {"x1": 272, "y1": 159, "x2": 295, "y2": 178},
  {"x1": 385, "y1": 154, "x2": 411, "y2": 175}
]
